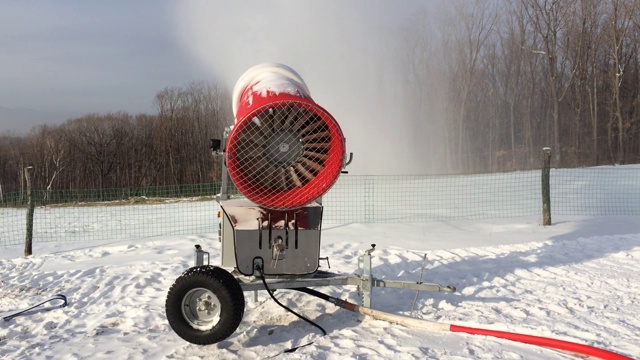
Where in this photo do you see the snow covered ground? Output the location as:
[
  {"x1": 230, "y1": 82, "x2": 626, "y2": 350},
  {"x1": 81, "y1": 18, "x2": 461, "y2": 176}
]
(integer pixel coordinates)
[{"x1": 1, "y1": 214, "x2": 639, "y2": 359}]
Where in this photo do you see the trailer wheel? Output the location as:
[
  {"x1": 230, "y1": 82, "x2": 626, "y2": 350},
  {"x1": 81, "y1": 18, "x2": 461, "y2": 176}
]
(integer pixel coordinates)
[{"x1": 166, "y1": 266, "x2": 245, "y2": 345}]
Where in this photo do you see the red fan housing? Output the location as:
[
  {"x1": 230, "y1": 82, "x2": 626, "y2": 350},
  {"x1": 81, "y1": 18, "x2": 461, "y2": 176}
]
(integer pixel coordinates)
[{"x1": 226, "y1": 64, "x2": 345, "y2": 210}]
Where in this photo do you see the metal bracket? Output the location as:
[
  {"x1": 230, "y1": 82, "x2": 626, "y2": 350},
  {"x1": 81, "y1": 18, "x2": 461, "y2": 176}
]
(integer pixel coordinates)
[
  {"x1": 358, "y1": 244, "x2": 376, "y2": 308},
  {"x1": 319, "y1": 257, "x2": 331, "y2": 269},
  {"x1": 194, "y1": 244, "x2": 210, "y2": 267},
  {"x1": 344, "y1": 152, "x2": 354, "y2": 167},
  {"x1": 354, "y1": 243, "x2": 456, "y2": 309},
  {"x1": 223, "y1": 244, "x2": 456, "y2": 309},
  {"x1": 217, "y1": 127, "x2": 232, "y2": 201},
  {"x1": 343, "y1": 137, "x2": 354, "y2": 168}
]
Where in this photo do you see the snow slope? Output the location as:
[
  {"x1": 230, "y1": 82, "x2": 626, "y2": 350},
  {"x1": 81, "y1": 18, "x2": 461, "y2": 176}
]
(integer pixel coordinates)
[{"x1": 1, "y1": 215, "x2": 639, "y2": 359}]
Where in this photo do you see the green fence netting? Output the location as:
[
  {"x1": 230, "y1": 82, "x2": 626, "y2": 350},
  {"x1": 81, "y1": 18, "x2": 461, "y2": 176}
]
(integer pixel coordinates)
[
  {"x1": 1, "y1": 184, "x2": 222, "y2": 247},
  {"x1": 1, "y1": 168, "x2": 639, "y2": 246}
]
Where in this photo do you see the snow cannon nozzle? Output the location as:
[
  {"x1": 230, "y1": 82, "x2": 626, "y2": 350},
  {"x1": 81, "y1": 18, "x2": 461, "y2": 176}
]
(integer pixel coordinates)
[{"x1": 225, "y1": 63, "x2": 346, "y2": 210}]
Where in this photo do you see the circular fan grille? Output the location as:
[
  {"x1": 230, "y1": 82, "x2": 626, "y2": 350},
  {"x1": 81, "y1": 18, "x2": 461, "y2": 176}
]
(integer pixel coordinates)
[{"x1": 226, "y1": 100, "x2": 344, "y2": 210}]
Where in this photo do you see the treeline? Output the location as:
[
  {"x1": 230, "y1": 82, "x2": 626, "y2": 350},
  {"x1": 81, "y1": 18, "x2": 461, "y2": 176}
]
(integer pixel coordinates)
[
  {"x1": 4, "y1": 0, "x2": 640, "y2": 193},
  {"x1": 405, "y1": 0, "x2": 640, "y2": 173},
  {"x1": 0, "y1": 82, "x2": 231, "y2": 194}
]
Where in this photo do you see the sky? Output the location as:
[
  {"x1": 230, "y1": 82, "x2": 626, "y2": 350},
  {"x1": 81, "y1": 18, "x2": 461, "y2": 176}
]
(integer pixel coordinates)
[
  {"x1": 0, "y1": 1, "x2": 207, "y2": 133},
  {"x1": 0, "y1": 0, "x2": 449, "y2": 175}
]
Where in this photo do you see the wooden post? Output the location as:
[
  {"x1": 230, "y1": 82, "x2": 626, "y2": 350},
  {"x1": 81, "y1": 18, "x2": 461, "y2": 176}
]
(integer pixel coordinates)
[
  {"x1": 541, "y1": 148, "x2": 552, "y2": 226},
  {"x1": 24, "y1": 166, "x2": 34, "y2": 256}
]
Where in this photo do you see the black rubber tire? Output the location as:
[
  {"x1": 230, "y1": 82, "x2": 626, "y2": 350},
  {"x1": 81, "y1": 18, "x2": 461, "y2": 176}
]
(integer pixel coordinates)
[{"x1": 165, "y1": 266, "x2": 245, "y2": 345}]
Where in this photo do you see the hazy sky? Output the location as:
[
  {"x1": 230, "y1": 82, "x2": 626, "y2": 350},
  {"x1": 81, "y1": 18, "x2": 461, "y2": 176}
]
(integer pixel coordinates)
[
  {"x1": 1, "y1": 0, "x2": 446, "y2": 174},
  {"x1": 0, "y1": 1, "x2": 207, "y2": 133}
]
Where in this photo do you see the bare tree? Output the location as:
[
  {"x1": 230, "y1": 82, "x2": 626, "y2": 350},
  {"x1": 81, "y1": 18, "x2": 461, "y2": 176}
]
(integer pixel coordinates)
[
  {"x1": 522, "y1": 0, "x2": 581, "y2": 167},
  {"x1": 62, "y1": 113, "x2": 131, "y2": 192},
  {"x1": 447, "y1": 0, "x2": 499, "y2": 171},
  {"x1": 603, "y1": 0, "x2": 638, "y2": 164},
  {"x1": 29, "y1": 125, "x2": 68, "y2": 202}
]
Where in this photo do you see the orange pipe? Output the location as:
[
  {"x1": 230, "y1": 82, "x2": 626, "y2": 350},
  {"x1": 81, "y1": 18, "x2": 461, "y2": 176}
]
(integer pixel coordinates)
[
  {"x1": 349, "y1": 299, "x2": 631, "y2": 359},
  {"x1": 450, "y1": 324, "x2": 632, "y2": 360},
  {"x1": 297, "y1": 286, "x2": 633, "y2": 359}
]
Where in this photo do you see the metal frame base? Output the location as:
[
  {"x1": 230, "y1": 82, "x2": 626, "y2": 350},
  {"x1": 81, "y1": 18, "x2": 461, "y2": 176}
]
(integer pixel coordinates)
[{"x1": 194, "y1": 244, "x2": 456, "y2": 309}]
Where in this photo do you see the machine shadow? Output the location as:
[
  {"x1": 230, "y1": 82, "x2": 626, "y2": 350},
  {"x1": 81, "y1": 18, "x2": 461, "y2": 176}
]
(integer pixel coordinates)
[
  {"x1": 208, "y1": 217, "x2": 640, "y2": 351},
  {"x1": 365, "y1": 216, "x2": 640, "y2": 310}
]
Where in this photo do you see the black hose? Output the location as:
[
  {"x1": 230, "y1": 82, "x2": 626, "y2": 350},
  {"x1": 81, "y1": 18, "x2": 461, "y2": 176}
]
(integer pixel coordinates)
[
  {"x1": 256, "y1": 266, "x2": 327, "y2": 342},
  {"x1": 292, "y1": 287, "x2": 333, "y2": 302}
]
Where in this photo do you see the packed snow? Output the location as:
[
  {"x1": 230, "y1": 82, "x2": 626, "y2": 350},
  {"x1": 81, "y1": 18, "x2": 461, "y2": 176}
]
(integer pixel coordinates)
[{"x1": 1, "y1": 211, "x2": 639, "y2": 359}]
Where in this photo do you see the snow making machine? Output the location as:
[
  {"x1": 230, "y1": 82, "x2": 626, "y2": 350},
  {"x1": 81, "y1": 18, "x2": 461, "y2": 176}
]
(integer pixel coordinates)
[{"x1": 165, "y1": 63, "x2": 456, "y2": 345}]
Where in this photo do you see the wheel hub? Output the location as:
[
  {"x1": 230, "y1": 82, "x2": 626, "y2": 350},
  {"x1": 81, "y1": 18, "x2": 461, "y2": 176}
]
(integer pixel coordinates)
[{"x1": 181, "y1": 288, "x2": 221, "y2": 330}]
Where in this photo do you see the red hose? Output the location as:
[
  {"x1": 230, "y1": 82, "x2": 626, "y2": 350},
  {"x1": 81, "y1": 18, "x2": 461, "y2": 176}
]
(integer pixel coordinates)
[
  {"x1": 450, "y1": 324, "x2": 632, "y2": 360},
  {"x1": 296, "y1": 288, "x2": 633, "y2": 359}
]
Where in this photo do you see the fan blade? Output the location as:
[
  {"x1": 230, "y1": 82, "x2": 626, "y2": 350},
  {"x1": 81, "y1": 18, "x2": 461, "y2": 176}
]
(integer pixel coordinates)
[
  {"x1": 277, "y1": 167, "x2": 289, "y2": 191},
  {"x1": 298, "y1": 120, "x2": 324, "y2": 135},
  {"x1": 292, "y1": 112, "x2": 312, "y2": 132},
  {"x1": 300, "y1": 157, "x2": 324, "y2": 172},
  {"x1": 301, "y1": 131, "x2": 330, "y2": 142},
  {"x1": 303, "y1": 142, "x2": 331, "y2": 149},
  {"x1": 288, "y1": 166, "x2": 303, "y2": 187},
  {"x1": 284, "y1": 107, "x2": 296, "y2": 128},
  {"x1": 303, "y1": 150, "x2": 329, "y2": 160},
  {"x1": 295, "y1": 163, "x2": 315, "y2": 181}
]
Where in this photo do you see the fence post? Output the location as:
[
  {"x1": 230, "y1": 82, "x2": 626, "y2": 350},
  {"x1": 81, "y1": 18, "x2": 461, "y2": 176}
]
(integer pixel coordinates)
[
  {"x1": 24, "y1": 166, "x2": 34, "y2": 256},
  {"x1": 541, "y1": 148, "x2": 552, "y2": 226}
]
